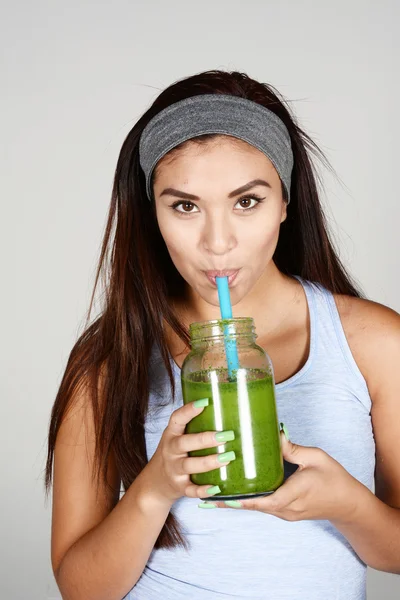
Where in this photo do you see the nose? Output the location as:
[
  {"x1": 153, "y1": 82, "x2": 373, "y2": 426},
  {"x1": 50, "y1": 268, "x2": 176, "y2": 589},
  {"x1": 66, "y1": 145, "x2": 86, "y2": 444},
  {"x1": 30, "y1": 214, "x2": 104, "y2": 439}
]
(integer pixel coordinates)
[{"x1": 202, "y1": 214, "x2": 237, "y2": 256}]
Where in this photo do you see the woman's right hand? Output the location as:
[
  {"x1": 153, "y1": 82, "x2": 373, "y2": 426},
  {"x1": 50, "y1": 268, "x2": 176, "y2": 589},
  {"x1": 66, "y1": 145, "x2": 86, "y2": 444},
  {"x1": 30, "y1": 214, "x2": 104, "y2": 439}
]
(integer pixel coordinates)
[{"x1": 144, "y1": 399, "x2": 235, "y2": 505}]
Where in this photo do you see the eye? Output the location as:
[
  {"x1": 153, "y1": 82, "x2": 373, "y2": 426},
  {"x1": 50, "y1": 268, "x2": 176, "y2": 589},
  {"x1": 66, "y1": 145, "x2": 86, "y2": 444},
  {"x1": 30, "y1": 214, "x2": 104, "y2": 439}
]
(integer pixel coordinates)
[
  {"x1": 169, "y1": 194, "x2": 265, "y2": 215},
  {"x1": 234, "y1": 194, "x2": 265, "y2": 212},
  {"x1": 170, "y1": 201, "x2": 199, "y2": 214}
]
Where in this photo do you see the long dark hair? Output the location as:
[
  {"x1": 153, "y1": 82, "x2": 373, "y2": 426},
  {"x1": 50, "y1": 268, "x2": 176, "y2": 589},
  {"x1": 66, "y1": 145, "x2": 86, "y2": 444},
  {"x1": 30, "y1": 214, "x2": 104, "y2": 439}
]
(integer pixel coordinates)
[{"x1": 45, "y1": 69, "x2": 363, "y2": 550}]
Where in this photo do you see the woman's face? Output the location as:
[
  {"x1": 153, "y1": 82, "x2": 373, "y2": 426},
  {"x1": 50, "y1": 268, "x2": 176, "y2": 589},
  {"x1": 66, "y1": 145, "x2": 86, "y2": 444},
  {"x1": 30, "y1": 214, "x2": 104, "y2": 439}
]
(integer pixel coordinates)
[{"x1": 153, "y1": 136, "x2": 287, "y2": 307}]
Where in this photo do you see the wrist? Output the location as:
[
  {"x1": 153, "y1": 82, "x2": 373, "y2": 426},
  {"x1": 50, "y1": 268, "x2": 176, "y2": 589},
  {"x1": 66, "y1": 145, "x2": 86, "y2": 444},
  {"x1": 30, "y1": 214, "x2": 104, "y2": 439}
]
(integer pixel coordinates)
[
  {"x1": 333, "y1": 479, "x2": 375, "y2": 527},
  {"x1": 133, "y1": 464, "x2": 175, "y2": 514}
]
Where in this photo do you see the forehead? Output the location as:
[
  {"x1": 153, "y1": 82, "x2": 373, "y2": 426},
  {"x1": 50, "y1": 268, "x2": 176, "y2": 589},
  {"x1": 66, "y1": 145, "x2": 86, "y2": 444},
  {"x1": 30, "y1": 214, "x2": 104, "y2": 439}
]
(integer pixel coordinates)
[{"x1": 154, "y1": 135, "x2": 273, "y2": 180}]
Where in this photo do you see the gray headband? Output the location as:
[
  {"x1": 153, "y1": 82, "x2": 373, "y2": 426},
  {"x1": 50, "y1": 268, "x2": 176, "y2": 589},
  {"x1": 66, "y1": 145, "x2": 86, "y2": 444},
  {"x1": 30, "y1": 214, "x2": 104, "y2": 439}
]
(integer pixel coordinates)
[{"x1": 138, "y1": 94, "x2": 294, "y2": 203}]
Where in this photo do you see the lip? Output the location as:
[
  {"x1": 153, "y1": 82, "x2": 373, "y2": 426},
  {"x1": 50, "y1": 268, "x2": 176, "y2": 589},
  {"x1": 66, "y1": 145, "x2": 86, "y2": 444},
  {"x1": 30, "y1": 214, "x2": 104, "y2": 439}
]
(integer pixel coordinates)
[{"x1": 204, "y1": 269, "x2": 240, "y2": 287}]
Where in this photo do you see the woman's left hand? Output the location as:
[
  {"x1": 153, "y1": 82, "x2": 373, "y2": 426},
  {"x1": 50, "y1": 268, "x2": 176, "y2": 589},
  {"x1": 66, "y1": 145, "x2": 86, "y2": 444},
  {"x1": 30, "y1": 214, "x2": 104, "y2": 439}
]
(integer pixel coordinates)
[{"x1": 209, "y1": 430, "x2": 365, "y2": 522}]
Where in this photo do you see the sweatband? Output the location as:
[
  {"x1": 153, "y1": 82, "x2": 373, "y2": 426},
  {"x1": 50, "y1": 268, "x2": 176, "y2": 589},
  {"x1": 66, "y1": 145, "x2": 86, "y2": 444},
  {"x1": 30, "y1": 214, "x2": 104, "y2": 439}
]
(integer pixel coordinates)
[{"x1": 138, "y1": 94, "x2": 294, "y2": 203}]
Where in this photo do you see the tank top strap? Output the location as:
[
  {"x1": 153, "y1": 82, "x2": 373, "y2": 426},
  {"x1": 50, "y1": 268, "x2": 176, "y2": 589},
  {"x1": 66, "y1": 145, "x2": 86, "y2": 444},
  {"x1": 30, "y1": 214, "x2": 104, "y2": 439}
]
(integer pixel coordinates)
[{"x1": 294, "y1": 275, "x2": 370, "y2": 402}]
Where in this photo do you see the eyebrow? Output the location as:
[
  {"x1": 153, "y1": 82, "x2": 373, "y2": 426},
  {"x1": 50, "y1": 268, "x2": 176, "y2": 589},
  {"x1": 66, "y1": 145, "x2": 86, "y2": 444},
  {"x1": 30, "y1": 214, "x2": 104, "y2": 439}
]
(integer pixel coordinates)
[{"x1": 159, "y1": 178, "x2": 271, "y2": 201}]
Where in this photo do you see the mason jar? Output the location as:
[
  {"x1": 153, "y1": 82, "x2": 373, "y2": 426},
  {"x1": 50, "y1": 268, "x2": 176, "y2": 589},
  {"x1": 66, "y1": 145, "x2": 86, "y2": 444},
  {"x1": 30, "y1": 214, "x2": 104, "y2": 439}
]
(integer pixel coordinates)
[{"x1": 181, "y1": 317, "x2": 284, "y2": 501}]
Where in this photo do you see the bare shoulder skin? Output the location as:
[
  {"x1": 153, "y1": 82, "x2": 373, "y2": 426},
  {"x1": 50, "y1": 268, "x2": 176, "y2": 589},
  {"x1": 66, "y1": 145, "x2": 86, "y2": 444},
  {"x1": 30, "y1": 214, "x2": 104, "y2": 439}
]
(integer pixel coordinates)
[{"x1": 333, "y1": 294, "x2": 400, "y2": 509}]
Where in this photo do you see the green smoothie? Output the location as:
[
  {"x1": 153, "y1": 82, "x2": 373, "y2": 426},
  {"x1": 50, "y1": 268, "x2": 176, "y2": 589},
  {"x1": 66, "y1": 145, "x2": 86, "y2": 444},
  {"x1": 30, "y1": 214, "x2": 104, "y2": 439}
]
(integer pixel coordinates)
[{"x1": 182, "y1": 368, "x2": 284, "y2": 499}]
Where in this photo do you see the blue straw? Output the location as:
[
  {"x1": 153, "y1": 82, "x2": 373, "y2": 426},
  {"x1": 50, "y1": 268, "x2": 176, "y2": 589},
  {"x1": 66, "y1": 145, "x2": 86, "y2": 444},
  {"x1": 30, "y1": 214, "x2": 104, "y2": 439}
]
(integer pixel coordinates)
[{"x1": 216, "y1": 276, "x2": 240, "y2": 380}]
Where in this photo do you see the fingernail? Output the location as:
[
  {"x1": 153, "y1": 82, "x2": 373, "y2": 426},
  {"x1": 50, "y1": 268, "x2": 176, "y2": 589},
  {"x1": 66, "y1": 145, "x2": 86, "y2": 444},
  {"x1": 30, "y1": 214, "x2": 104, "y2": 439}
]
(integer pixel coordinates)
[
  {"x1": 224, "y1": 500, "x2": 242, "y2": 508},
  {"x1": 280, "y1": 422, "x2": 290, "y2": 441},
  {"x1": 215, "y1": 430, "x2": 235, "y2": 443},
  {"x1": 193, "y1": 398, "x2": 209, "y2": 408},
  {"x1": 206, "y1": 485, "x2": 221, "y2": 495},
  {"x1": 217, "y1": 450, "x2": 236, "y2": 464},
  {"x1": 198, "y1": 502, "x2": 217, "y2": 509}
]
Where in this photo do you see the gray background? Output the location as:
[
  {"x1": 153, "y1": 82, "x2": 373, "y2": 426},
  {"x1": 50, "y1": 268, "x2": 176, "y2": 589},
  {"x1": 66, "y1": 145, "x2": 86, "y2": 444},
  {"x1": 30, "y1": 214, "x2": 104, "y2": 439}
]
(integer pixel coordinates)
[{"x1": 1, "y1": 1, "x2": 399, "y2": 598}]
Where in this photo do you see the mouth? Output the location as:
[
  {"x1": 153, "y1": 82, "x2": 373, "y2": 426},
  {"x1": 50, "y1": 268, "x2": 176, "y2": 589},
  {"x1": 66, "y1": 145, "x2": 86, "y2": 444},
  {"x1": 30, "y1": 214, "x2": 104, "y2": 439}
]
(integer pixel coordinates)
[{"x1": 204, "y1": 269, "x2": 241, "y2": 287}]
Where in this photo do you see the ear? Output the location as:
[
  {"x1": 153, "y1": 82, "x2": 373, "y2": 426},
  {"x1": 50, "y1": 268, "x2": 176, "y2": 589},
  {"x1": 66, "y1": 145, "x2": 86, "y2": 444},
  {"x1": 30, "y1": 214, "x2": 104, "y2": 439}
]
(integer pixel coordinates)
[{"x1": 280, "y1": 200, "x2": 287, "y2": 223}]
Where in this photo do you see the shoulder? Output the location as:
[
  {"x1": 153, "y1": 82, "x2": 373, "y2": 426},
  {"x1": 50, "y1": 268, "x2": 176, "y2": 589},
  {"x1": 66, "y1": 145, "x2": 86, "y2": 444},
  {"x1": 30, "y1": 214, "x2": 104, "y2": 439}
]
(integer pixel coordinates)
[
  {"x1": 332, "y1": 293, "x2": 400, "y2": 342},
  {"x1": 332, "y1": 293, "x2": 400, "y2": 396}
]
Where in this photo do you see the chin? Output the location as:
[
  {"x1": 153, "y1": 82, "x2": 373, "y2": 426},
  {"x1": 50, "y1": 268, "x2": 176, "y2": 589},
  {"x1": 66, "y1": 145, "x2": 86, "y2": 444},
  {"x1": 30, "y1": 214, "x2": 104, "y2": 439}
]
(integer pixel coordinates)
[{"x1": 203, "y1": 286, "x2": 245, "y2": 309}]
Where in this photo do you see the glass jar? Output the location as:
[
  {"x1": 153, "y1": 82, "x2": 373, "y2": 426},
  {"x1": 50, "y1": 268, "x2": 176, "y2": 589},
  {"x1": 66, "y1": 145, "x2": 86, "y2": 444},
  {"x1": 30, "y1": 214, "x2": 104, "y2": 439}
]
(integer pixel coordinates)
[{"x1": 181, "y1": 317, "x2": 284, "y2": 501}]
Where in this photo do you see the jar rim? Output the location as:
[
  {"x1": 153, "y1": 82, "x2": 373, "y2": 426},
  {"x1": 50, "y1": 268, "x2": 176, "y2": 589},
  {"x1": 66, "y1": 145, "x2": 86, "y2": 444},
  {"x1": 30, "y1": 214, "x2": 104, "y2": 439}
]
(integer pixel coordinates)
[{"x1": 189, "y1": 317, "x2": 255, "y2": 342}]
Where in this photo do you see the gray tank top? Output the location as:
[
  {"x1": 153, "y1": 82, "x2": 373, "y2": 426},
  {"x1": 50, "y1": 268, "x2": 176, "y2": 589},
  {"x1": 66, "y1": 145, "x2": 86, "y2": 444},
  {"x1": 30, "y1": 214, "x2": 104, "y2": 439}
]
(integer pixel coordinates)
[{"x1": 125, "y1": 277, "x2": 375, "y2": 599}]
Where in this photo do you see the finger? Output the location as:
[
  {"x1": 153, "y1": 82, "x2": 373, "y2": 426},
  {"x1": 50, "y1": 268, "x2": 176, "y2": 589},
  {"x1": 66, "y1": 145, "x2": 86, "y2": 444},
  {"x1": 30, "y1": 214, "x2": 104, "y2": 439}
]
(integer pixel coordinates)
[
  {"x1": 167, "y1": 399, "x2": 209, "y2": 436},
  {"x1": 240, "y1": 474, "x2": 302, "y2": 512},
  {"x1": 181, "y1": 450, "x2": 235, "y2": 475},
  {"x1": 184, "y1": 483, "x2": 223, "y2": 499},
  {"x1": 211, "y1": 501, "x2": 233, "y2": 509},
  {"x1": 171, "y1": 429, "x2": 235, "y2": 454},
  {"x1": 280, "y1": 431, "x2": 325, "y2": 468}
]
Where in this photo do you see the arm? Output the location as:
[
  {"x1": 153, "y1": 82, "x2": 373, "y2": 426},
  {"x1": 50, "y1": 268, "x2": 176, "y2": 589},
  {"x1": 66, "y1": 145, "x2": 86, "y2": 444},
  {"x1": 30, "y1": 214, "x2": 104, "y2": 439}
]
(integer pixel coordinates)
[
  {"x1": 212, "y1": 298, "x2": 400, "y2": 574},
  {"x1": 55, "y1": 473, "x2": 172, "y2": 600},
  {"x1": 330, "y1": 297, "x2": 400, "y2": 573},
  {"x1": 52, "y1": 386, "x2": 173, "y2": 600},
  {"x1": 330, "y1": 485, "x2": 400, "y2": 573},
  {"x1": 52, "y1": 380, "x2": 226, "y2": 600}
]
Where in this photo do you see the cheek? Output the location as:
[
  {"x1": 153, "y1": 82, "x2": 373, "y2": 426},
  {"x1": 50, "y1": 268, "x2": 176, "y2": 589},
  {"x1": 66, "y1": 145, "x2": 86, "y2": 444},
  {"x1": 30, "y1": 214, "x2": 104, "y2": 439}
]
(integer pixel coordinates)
[
  {"x1": 158, "y1": 219, "x2": 195, "y2": 264},
  {"x1": 240, "y1": 214, "x2": 281, "y2": 250}
]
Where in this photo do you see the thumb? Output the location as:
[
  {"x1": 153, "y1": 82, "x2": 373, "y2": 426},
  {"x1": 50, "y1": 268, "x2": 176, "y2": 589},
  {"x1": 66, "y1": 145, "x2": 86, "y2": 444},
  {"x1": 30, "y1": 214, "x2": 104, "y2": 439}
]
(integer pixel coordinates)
[{"x1": 279, "y1": 423, "x2": 321, "y2": 468}]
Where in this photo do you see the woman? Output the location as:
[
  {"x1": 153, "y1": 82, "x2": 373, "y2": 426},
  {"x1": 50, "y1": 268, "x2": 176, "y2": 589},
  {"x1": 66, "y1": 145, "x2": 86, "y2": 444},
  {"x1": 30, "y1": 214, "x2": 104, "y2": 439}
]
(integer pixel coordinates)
[{"x1": 45, "y1": 70, "x2": 400, "y2": 600}]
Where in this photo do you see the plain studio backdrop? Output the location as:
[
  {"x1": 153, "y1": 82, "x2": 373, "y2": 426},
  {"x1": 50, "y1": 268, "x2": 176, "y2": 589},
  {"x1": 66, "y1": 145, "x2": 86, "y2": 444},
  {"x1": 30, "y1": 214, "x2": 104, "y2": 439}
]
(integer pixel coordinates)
[{"x1": 1, "y1": 1, "x2": 399, "y2": 598}]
